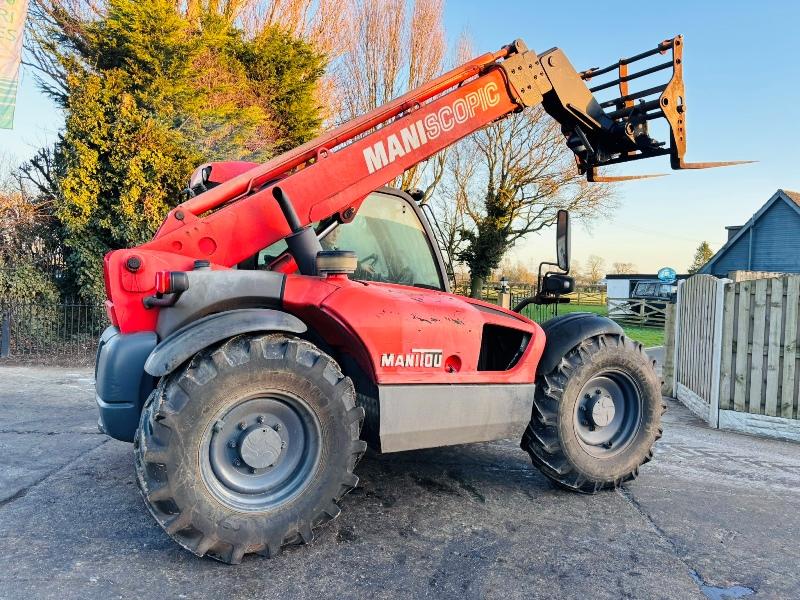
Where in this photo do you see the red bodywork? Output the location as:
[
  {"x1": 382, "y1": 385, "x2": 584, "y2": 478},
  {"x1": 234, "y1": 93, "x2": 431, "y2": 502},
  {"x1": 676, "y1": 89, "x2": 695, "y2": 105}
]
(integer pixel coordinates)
[{"x1": 282, "y1": 275, "x2": 545, "y2": 384}]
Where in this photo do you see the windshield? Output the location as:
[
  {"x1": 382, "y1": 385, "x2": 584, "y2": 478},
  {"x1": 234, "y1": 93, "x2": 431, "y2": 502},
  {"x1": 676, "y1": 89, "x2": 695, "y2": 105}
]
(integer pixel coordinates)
[
  {"x1": 320, "y1": 192, "x2": 443, "y2": 289},
  {"x1": 255, "y1": 191, "x2": 444, "y2": 290}
]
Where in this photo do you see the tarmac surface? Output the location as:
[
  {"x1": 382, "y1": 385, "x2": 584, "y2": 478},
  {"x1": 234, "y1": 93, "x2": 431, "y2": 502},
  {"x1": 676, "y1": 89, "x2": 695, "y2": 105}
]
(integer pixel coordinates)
[{"x1": 1, "y1": 363, "x2": 799, "y2": 599}]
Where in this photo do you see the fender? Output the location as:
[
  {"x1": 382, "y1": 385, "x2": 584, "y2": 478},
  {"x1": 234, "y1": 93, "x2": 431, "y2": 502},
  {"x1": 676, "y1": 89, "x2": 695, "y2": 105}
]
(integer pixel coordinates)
[
  {"x1": 155, "y1": 269, "x2": 286, "y2": 339},
  {"x1": 536, "y1": 312, "x2": 623, "y2": 376},
  {"x1": 95, "y1": 326, "x2": 158, "y2": 442},
  {"x1": 145, "y1": 308, "x2": 307, "y2": 377}
]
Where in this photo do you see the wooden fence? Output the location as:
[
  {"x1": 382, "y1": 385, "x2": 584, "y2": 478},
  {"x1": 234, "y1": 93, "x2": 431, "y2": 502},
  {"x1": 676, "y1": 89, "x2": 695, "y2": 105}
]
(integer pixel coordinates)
[
  {"x1": 672, "y1": 275, "x2": 726, "y2": 426},
  {"x1": 451, "y1": 279, "x2": 606, "y2": 306},
  {"x1": 727, "y1": 270, "x2": 789, "y2": 283},
  {"x1": 565, "y1": 290, "x2": 606, "y2": 306},
  {"x1": 608, "y1": 298, "x2": 668, "y2": 327},
  {"x1": 451, "y1": 280, "x2": 534, "y2": 303},
  {"x1": 719, "y1": 276, "x2": 799, "y2": 419},
  {"x1": 667, "y1": 274, "x2": 800, "y2": 441}
]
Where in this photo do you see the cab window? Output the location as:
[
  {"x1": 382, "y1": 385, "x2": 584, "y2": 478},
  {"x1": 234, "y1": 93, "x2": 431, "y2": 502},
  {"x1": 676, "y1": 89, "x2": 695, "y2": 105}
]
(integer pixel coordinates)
[
  {"x1": 255, "y1": 191, "x2": 444, "y2": 290},
  {"x1": 258, "y1": 192, "x2": 444, "y2": 290},
  {"x1": 320, "y1": 192, "x2": 444, "y2": 290}
]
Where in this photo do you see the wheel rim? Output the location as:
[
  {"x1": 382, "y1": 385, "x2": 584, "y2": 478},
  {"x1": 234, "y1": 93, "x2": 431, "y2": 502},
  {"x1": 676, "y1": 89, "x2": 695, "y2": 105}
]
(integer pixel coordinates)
[
  {"x1": 200, "y1": 391, "x2": 322, "y2": 511},
  {"x1": 574, "y1": 370, "x2": 643, "y2": 458}
]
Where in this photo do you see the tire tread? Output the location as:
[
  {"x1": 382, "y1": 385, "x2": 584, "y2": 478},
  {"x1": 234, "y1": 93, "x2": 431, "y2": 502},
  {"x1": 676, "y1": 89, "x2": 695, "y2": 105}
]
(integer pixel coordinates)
[
  {"x1": 134, "y1": 333, "x2": 363, "y2": 563},
  {"x1": 521, "y1": 333, "x2": 661, "y2": 494}
]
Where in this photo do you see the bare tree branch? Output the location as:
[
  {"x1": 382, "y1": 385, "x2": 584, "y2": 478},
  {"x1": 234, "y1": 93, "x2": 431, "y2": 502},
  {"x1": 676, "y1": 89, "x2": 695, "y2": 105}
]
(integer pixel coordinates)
[{"x1": 432, "y1": 105, "x2": 616, "y2": 296}]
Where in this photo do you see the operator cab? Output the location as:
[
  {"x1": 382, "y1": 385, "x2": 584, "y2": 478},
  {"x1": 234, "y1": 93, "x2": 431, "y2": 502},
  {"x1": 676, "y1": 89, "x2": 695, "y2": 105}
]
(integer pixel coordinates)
[
  {"x1": 243, "y1": 186, "x2": 576, "y2": 310},
  {"x1": 249, "y1": 188, "x2": 450, "y2": 292}
]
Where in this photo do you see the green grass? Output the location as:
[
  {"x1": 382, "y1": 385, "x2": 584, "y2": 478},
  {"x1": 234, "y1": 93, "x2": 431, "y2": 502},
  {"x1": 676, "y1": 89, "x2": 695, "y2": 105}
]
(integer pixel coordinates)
[
  {"x1": 557, "y1": 303, "x2": 606, "y2": 316},
  {"x1": 617, "y1": 325, "x2": 664, "y2": 348},
  {"x1": 522, "y1": 302, "x2": 665, "y2": 348}
]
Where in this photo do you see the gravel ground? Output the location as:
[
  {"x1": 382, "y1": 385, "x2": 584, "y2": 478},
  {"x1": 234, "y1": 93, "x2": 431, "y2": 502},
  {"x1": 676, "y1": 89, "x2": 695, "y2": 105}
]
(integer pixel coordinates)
[{"x1": 0, "y1": 364, "x2": 798, "y2": 600}]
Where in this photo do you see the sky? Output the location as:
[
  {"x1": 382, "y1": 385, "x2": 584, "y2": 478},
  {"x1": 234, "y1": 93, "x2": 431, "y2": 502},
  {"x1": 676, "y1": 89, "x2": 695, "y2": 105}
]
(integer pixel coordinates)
[
  {"x1": 440, "y1": 0, "x2": 800, "y2": 274},
  {"x1": 1, "y1": 0, "x2": 798, "y2": 276}
]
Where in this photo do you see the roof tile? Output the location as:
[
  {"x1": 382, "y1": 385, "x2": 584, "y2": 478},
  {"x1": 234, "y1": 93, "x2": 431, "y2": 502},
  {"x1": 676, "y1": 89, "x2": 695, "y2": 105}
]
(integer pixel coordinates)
[{"x1": 782, "y1": 189, "x2": 800, "y2": 207}]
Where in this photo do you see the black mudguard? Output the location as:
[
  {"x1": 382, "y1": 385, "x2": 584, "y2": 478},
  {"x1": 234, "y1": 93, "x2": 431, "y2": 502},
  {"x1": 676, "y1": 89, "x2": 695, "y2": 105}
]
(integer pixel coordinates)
[
  {"x1": 536, "y1": 312, "x2": 624, "y2": 376},
  {"x1": 144, "y1": 308, "x2": 307, "y2": 377},
  {"x1": 95, "y1": 327, "x2": 157, "y2": 442}
]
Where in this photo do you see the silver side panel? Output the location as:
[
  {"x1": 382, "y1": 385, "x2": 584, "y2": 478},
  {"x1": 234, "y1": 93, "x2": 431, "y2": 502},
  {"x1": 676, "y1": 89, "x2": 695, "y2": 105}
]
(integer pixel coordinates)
[{"x1": 377, "y1": 384, "x2": 535, "y2": 453}]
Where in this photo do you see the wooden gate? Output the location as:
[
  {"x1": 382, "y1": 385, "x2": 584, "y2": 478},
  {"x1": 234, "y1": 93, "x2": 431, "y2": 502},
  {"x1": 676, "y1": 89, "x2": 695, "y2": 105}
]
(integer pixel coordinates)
[
  {"x1": 608, "y1": 298, "x2": 668, "y2": 326},
  {"x1": 673, "y1": 275, "x2": 727, "y2": 426}
]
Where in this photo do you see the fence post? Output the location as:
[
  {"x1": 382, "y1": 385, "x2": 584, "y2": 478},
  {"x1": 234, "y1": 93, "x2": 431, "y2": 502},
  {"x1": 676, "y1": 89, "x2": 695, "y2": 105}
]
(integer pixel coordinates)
[
  {"x1": 671, "y1": 280, "x2": 684, "y2": 398},
  {"x1": 661, "y1": 303, "x2": 676, "y2": 397},
  {"x1": 707, "y1": 278, "x2": 730, "y2": 428},
  {"x1": 1, "y1": 310, "x2": 9, "y2": 358},
  {"x1": 498, "y1": 292, "x2": 511, "y2": 309}
]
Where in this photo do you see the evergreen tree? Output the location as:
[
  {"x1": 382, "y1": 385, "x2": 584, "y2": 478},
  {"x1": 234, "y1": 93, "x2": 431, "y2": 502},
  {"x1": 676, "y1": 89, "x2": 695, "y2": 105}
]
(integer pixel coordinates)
[
  {"x1": 28, "y1": 0, "x2": 325, "y2": 301},
  {"x1": 688, "y1": 241, "x2": 714, "y2": 274}
]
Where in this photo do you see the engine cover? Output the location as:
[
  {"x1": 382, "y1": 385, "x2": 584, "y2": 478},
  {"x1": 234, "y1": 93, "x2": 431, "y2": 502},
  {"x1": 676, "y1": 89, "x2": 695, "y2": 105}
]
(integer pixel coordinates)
[{"x1": 283, "y1": 276, "x2": 545, "y2": 385}]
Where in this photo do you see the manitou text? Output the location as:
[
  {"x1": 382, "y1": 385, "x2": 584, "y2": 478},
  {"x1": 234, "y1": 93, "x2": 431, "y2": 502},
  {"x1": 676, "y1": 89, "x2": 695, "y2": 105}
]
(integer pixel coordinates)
[{"x1": 380, "y1": 349, "x2": 444, "y2": 368}]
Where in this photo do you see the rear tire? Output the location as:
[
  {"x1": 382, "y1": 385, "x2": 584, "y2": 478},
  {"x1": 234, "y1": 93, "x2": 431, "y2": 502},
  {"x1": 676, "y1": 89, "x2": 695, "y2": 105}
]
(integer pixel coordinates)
[
  {"x1": 133, "y1": 333, "x2": 365, "y2": 563},
  {"x1": 522, "y1": 334, "x2": 664, "y2": 493}
]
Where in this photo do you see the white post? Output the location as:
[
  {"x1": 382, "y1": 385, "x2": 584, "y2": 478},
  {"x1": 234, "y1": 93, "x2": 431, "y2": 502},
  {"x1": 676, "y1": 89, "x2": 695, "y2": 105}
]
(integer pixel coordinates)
[
  {"x1": 498, "y1": 291, "x2": 511, "y2": 310},
  {"x1": 708, "y1": 278, "x2": 730, "y2": 428},
  {"x1": 672, "y1": 279, "x2": 684, "y2": 396}
]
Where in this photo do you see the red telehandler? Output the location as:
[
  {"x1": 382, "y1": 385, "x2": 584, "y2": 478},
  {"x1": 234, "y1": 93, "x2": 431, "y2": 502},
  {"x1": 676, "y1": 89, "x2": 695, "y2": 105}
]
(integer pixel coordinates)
[{"x1": 95, "y1": 35, "x2": 742, "y2": 563}]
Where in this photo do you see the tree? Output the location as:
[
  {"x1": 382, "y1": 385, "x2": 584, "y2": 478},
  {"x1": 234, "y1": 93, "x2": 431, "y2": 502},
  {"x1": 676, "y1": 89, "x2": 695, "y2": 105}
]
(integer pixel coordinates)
[
  {"x1": 584, "y1": 254, "x2": 606, "y2": 285},
  {"x1": 567, "y1": 257, "x2": 584, "y2": 285},
  {"x1": 493, "y1": 258, "x2": 536, "y2": 284},
  {"x1": 435, "y1": 108, "x2": 614, "y2": 297},
  {"x1": 26, "y1": 0, "x2": 326, "y2": 301},
  {"x1": 611, "y1": 262, "x2": 637, "y2": 275},
  {"x1": 688, "y1": 241, "x2": 714, "y2": 274},
  {"x1": 0, "y1": 155, "x2": 60, "y2": 303},
  {"x1": 237, "y1": 0, "x2": 352, "y2": 122},
  {"x1": 336, "y1": 0, "x2": 446, "y2": 191}
]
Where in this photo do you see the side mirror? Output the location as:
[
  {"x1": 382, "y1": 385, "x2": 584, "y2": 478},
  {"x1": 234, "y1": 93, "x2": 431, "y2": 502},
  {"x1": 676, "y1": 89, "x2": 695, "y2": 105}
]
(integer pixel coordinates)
[
  {"x1": 514, "y1": 272, "x2": 575, "y2": 311},
  {"x1": 527, "y1": 210, "x2": 573, "y2": 308},
  {"x1": 556, "y1": 209, "x2": 570, "y2": 272}
]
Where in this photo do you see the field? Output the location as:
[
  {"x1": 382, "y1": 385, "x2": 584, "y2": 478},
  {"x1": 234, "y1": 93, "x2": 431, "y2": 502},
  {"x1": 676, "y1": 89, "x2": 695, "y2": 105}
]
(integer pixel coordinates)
[{"x1": 521, "y1": 302, "x2": 665, "y2": 348}]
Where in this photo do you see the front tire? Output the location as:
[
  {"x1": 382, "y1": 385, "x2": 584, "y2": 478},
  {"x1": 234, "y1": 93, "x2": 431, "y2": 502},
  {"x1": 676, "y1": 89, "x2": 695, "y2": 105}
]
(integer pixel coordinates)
[
  {"x1": 522, "y1": 334, "x2": 663, "y2": 493},
  {"x1": 134, "y1": 333, "x2": 365, "y2": 563}
]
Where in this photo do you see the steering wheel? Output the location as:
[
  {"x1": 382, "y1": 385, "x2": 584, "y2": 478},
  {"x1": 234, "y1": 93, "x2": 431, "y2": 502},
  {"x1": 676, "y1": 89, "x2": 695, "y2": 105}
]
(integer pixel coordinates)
[
  {"x1": 356, "y1": 253, "x2": 413, "y2": 285},
  {"x1": 360, "y1": 253, "x2": 379, "y2": 268},
  {"x1": 355, "y1": 253, "x2": 382, "y2": 281},
  {"x1": 388, "y1": 264, "x2": 414, "y2": 285}
]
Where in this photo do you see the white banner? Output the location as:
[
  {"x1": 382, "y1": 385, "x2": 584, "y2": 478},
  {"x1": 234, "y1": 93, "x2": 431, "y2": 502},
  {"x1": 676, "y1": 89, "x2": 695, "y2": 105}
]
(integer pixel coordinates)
[{"x1": 0, "y1": 0, "x2": 29, "y2": 129}]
